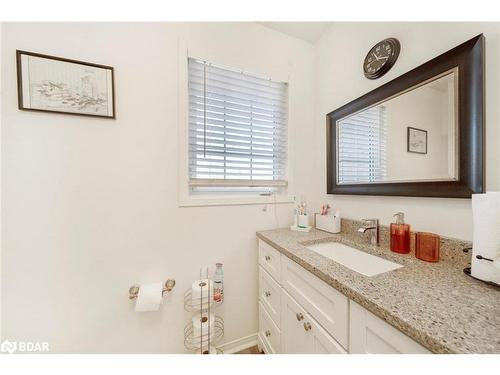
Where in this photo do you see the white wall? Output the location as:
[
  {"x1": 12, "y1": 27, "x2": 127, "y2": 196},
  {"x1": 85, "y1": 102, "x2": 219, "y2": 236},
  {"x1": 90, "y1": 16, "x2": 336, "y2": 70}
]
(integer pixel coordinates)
[
  {"x1": 0, "y1": 22, "x2": 3, "y2": 341},
  {"x1": 314, "y1": 22, "x2": 500, "y2": 240},
  {"x1": 1, "y1": 23, "x2": 315, "y2": 353},
  {"x1": 384, "y1": 81, "x2": 452, "y2": 181}
]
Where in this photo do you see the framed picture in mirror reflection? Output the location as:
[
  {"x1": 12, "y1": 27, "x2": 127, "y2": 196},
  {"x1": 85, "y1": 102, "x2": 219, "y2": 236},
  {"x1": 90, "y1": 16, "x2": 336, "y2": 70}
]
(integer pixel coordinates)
[{"x1": 407, "y1": 127, "x2": 427, "y2": 154}]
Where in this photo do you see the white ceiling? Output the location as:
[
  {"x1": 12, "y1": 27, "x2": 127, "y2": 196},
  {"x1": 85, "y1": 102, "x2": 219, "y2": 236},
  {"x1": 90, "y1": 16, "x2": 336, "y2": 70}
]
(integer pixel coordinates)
[{"x1": 258, "y1": 22, "x2": 332, "y2": 44}]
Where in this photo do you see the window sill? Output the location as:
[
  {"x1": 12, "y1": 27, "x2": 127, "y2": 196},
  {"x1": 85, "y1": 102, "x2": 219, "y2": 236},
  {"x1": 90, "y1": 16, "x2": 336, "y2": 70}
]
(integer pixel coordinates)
[{"x1": 178, "y1": 194, "x2": 294, "y2": 208}]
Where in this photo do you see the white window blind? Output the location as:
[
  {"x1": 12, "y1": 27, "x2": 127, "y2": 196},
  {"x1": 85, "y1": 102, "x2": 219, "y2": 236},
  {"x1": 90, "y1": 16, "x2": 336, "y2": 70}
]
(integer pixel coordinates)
[
  {"x1": 188, "y1": 58, "x2": 288, "y2": 190},
  {"x1": 337, "y1": 106, "x2": 387, "y2": 184}
]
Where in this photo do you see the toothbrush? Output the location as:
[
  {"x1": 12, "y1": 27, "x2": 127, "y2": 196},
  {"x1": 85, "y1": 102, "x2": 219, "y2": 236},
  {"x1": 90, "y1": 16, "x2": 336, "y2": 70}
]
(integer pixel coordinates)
[{"x1": 320, "y1": 204, "x2": 330, "y2": 215}]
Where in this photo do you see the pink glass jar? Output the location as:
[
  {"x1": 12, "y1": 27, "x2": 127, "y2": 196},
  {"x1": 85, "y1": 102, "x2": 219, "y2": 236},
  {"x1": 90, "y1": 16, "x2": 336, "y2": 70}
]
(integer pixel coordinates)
[{"x1": 415, "y1": 232, "x2": 440, "y2": 262}]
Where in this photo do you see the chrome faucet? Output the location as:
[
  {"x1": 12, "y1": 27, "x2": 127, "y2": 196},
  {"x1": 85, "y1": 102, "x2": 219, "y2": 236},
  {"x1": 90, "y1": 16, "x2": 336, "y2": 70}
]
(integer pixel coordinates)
[{"x1": 358, "y1": 218, "x2": 379, "y2": 246}]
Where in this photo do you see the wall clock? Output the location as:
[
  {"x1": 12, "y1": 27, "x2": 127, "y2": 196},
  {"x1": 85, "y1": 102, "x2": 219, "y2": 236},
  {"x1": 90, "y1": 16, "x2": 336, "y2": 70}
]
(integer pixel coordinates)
[{"x1": 363, "y1": 38, "x2": 400, "y2": 79}]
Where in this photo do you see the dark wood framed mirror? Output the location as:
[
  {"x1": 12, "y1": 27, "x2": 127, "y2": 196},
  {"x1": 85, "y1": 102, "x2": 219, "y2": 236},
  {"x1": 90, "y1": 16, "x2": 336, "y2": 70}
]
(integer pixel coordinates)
[{"x1": 327, "y1": 34, "x2": 484, "y2": 198}]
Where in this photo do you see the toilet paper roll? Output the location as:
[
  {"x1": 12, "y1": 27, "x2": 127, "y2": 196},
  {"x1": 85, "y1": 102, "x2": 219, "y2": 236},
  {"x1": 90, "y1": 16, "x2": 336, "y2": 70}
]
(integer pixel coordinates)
[
  {"x1": 191, "y1": 279, "x2": 213, "y2": 301},
  {"x1": 134, "y1": 282, "x2": 163, "y2": 312},
  {"x1": 192, "y1": 313, "x2": 215, "y2": 339},
  {"x1": 472, "y1": 193, "x2": 500, "y2": 284}
]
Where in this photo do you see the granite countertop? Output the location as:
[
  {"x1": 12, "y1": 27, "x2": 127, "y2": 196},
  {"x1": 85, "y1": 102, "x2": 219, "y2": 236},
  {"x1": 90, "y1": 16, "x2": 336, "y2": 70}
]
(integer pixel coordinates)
[{"x1": 256, "y1": 223, "x2": 500, "y2": 354}]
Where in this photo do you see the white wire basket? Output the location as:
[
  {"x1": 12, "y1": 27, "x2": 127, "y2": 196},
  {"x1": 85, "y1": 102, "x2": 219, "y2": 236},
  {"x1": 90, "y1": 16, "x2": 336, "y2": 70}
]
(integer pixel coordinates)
[
  {"x1": 184, "y1": 288, "x2": 223, "y2": 312},
  {"x1": 184, "y1": 315, "x2": 224, "y2": 352}
]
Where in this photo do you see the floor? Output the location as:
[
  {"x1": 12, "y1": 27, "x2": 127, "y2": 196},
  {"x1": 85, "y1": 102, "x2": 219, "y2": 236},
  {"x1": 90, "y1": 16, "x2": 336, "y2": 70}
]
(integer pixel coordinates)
[{"x1": 235, "y1": 345, "x2": 263, "y2": 354}]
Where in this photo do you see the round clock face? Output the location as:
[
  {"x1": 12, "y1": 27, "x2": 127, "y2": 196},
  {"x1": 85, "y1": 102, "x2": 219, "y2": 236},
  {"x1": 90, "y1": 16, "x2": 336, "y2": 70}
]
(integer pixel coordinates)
[{"x1": 363, "y1": 38, "x2": 400, "y2": 79}]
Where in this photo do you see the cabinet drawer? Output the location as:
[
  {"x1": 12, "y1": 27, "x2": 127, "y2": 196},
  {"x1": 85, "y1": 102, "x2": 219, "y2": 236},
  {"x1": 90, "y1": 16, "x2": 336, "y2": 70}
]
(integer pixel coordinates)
[
  {"x1": 281, "y1": 255, "x2": 349, "y2": 349},
  {"x1": 259, "y1": 266, "x2": 281, "y2": 327},
  {"x1": 259, "y1": 301, "x2": 281, "y2": 354},
  {"x1": 258, "y1": 240, "x2": 281, "y2": 282},
  {"x1": 349, "y1": 301, "x2": 431, "y2": 354}
]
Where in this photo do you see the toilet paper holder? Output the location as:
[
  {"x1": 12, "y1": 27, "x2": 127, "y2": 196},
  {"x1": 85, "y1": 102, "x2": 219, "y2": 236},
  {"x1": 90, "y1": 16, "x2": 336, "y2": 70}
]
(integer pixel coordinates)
[{"x1": 129, "y1": 279, "x2": 176, "y2": 299}]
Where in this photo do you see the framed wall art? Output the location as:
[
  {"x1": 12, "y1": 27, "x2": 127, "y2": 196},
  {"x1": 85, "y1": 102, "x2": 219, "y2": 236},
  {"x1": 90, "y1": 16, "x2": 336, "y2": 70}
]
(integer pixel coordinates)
[
  {"x1": 407, "y1": 126, "x2": 428, "y2": 154},
  {"x1": 16, "y1": 50, "x2": 115, "y2": 118}
]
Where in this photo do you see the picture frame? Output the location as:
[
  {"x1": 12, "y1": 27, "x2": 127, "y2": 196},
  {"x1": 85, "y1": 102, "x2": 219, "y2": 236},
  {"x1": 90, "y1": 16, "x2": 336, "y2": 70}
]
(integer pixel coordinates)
[
  {"x1": 407, "y1": 126, "x2": 427, "y2": 154},
  {"x1": 16, "y1": 50, "x2": 115, "y2": 119}
]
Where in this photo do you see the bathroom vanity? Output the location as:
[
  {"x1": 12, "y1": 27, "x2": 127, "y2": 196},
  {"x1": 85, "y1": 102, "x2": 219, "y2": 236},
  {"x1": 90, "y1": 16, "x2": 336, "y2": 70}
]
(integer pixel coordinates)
[
  {"x1": 254, "y1": 33, "x2": 499, "y2": 355},
  {"x1": 256, "y1": 220, "x2": 500, "y2": 354}
]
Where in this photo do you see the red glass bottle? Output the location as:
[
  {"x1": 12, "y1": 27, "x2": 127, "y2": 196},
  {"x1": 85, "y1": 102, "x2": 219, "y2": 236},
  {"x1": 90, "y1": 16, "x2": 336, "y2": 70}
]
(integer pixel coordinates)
[{"x1": 390, "y1": 212, "x2": 410, "y2": 254}]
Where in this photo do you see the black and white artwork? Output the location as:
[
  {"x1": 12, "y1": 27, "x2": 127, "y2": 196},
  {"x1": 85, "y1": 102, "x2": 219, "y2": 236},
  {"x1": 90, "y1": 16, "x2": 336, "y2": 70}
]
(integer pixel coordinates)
[
  {"x1": 407, "y1": 127, "x2": 427, "y2": 154},
  {"x1": 17, "y1": 50, "x2": 115, "y2": 118}
]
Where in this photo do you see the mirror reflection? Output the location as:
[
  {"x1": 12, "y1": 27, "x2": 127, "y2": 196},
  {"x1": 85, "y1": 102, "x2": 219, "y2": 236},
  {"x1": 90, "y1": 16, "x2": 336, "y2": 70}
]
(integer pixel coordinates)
[{"x1": 336, "y1": 69, "x2": 458, "y2": 184}]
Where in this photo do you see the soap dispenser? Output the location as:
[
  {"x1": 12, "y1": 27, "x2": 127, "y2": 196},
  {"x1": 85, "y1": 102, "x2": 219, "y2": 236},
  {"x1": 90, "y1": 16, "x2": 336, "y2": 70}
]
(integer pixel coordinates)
[{"x1": 390, "y1": 212, "x2": 410, "y2": 254}]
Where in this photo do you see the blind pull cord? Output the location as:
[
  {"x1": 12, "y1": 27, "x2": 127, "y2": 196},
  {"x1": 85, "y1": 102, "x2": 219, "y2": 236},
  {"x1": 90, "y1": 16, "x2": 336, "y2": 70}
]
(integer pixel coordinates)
[{"x1": 203, "y1": 62, "x2": 207, "y2": 158}]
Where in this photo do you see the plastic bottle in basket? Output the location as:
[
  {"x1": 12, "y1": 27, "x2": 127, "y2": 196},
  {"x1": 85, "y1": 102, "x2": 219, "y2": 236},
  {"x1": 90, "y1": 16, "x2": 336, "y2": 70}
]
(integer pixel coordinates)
[{"x1": 213, "y1": 263, "x2": 224, "y2": 302}]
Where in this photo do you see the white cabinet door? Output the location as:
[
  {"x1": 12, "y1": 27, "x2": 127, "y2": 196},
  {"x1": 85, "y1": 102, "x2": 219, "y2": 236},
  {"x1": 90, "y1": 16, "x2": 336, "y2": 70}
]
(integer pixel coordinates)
[
  {"x1": 308, "y1": 313, "x2": 347, "y2": 354},
  {"x1": 281, "y1": 289, "x2": 310, "y2": 353},
  {"x1": 349, "y1": 301, "x2": 431, "y2": 354},
  {"x1": 281, "y1": 255, "x2": 349, "y2": 349},
  {"x1": 281, "y1": 289, "x2": 346, "y2": 354}
]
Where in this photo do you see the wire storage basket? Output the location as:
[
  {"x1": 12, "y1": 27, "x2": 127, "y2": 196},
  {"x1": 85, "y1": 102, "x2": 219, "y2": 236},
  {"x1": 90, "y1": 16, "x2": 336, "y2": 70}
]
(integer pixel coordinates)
[
  {"x1": 184, "y1": 268, "x2": 224, "y2": 354},
  {"x1": 184, "y1": 315, "x2": 224, "y2": 353},
  {"x1": 184, "y1": 288, "x2": 223, "y2": 312}
]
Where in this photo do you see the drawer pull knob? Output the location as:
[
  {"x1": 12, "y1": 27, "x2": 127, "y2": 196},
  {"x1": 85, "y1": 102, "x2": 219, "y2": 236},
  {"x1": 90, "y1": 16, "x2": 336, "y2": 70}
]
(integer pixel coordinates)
[
  {"x1": 303, "y1": 322, "x2": 312, "y2": 331},
  {"x1": 295, "y1": 312, "x2": 304, "y2": 321},
  {"x1": 265, "y1": 255, "x2": 271, "y2": 261},
  {"x1": 265, "y1": 291, "x2": 271, "y2": 297},
  {"x1": 265, "y1": 330, "x2": 271, "y2": 337}
]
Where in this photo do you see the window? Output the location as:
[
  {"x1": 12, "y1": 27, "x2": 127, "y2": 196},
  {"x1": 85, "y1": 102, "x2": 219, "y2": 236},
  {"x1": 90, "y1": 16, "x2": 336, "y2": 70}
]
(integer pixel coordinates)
[
  {"x1": 187, "y1": 58, "x2": 288, "y2": 193},
  {"x1": 337, "y1": 106, "x2": 387, "y2": 184}
]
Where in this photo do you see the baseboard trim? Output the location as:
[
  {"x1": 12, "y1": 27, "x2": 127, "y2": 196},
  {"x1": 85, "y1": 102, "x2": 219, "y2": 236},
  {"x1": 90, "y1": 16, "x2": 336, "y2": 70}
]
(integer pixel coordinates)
[{"x1": 217, "y1": 333, "x2": 258, "y2": 354}]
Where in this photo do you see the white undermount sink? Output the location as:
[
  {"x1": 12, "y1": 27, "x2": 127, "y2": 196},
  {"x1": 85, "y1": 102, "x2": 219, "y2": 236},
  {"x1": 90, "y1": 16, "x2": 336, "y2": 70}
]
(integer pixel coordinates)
[{"x1": 306, "y1": 242, "x2": 403, "y2": 277}]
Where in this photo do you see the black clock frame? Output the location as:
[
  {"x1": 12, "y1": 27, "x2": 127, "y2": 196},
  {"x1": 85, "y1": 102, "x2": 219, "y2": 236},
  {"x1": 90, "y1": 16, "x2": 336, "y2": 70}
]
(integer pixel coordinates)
[
  {"x1": 327, "y1": 34, "x2": 484, "y2": 198},
  {"x1": 363, "y1": 37, "x2": 401, "y2": 79}
]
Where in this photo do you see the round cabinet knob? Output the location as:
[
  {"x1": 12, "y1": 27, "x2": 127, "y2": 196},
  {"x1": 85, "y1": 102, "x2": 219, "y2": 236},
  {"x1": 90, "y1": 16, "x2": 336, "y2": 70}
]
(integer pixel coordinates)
[
  {"x1": 303, "y1": 322, "x2": 312, "y2": 331},
  {"x1": 265, "y1": 291, "x2": 271, "y2": 297},
  {"x1": 295, "y1": 312, "x2": 304, "y2": 321},
  {"x1": 265, "y1": 330, "x2": 271, "y2": 337}
]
